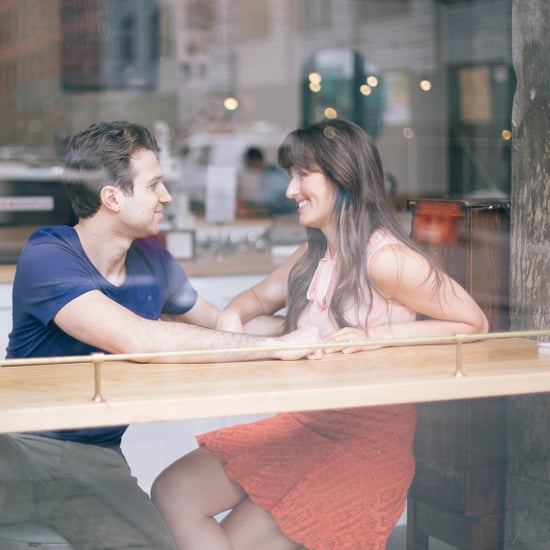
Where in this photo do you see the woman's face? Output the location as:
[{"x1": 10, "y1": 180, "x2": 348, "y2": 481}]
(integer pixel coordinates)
[{"x1": 285, "y1": 168, "x2": 338, "y2": 234}]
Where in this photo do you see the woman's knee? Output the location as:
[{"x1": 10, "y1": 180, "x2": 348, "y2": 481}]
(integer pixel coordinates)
[
  {"x1": 152, "y1": 447, "x2": 244, "y2": 518},
  {"x1": 152, "y1": 448, "x2": 219, "y2": 509},
  {"x1": 151, "y1": 456, "x2": 191, "y2": 511}
]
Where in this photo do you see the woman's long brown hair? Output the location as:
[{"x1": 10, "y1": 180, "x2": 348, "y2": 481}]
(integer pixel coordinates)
[{"x1": 278, "y1": 119, "x2": 442, "y2": 332}]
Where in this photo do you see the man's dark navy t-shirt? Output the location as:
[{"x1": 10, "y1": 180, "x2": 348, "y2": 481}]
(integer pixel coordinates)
[{"x1": 6, "y1": 226, "x2": 198, "y2": 446}]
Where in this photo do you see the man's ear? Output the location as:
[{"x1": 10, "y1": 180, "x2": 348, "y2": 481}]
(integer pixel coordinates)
[{"x1": 100, "y1": 185, "x2": 121, "y2": 212}]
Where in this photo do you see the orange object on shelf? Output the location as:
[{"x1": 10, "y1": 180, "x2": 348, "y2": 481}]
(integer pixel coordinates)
[{"x1": 410, "y1": 201, "x2": 464, "y2": 245}]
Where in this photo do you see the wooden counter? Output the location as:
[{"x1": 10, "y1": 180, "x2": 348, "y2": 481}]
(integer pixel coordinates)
[
  {"x1": 179, "y1": 248, "x2": 281, "y2": 277},
  {"x1": 1, "y1": 337, "x2": 549, "y2": 435},
  {"x1": 0, "y1": 225, "x2": 29, "y2": 282},
  {"x1": 0, "y1": 221, "x2": 291, "y2": 281},
  {"x1": 0, "y1": 263, "x2": 15, "y2": 283},
  {"x1": 0, "y1": 249, "x2": 280, "y2": 282}
]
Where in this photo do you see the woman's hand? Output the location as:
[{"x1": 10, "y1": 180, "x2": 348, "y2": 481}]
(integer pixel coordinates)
[
  {"x1": 216, "y1": 310, "x2": 244, "y2": 333},
  {"x1": 272, "y1": 325, "x2": 323, "y2": 360},
  {"x1": 323, "y1": 327, "x2": 384, "y2": 354}
]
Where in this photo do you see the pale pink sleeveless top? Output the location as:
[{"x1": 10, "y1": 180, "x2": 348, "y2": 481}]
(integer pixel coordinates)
[{"x1": 297, "y1": 229, "x2": 416, "y2": 336}]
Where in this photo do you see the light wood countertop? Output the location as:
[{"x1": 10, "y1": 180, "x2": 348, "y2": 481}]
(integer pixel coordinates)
[
  {"x1": 1, "y1": 338, "x2": 549, "y2": 434},
  {"x1": 0, "y1": 221, "x2": 292, "y2": 282},
  {"x1": 0, "y1": 263, "x2": 16, "y2": 283},
  {"x1": 180, "y1": 249, "x2": 283, "y2": 277},
  {"x1": 0, "y1": 249, "x2": 280, "y2": 282}
]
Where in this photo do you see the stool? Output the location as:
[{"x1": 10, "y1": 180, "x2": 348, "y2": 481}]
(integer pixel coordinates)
[{"x1": 0, "y1": 522, "x2": 74, "y2": 549}]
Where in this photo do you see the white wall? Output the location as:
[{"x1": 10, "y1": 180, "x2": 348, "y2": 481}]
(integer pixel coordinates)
[{"x1": 0, "y1": 283, "x2": 11, "y2": 358}]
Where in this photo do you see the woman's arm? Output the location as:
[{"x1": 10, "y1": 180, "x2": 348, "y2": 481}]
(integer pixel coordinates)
[
  {"x1": 324, "y1": 244, "x2": 489, "y2": 352},
  {"x1": 373, "y1": 245, "x2": 488, "y2": 335},
  {"x1": 161, "y1": 296, "x2": 220, "y2": 329},
  {"x1": 216, "y1": 243, "x2": 307, "y2": 333}
]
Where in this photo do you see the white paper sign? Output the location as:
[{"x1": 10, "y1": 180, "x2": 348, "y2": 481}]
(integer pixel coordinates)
[
  {"x1": 0, "y1": 196, "x2": 54, "y2": 211},
  {"x1": 205, "y1": 165, "x2": 237, "y2": 224}
]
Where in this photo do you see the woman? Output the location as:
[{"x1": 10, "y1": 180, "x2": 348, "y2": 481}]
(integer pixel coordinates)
[{"x1": 152, "y1": 119, "x2": 488, "y2": 550}]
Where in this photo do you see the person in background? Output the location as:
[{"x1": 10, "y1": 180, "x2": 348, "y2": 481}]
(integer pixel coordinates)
[
  {"x1": 0, "y1": 121, "x2": 320, "y2": 549},
  {"x1": 237, "y1": 146, "x2": 295, "y2": 216},
  {"x1": 152, "y1": 119, "x2": 489, "y2": 550}
]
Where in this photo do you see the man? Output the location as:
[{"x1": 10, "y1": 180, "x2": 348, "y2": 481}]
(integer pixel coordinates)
[
  {"x1": 238, "y1": 146, "x2": 296, "y2": 216},
  {"x1": 0, "y1": 121, "x2": 320, "y2": 549}
]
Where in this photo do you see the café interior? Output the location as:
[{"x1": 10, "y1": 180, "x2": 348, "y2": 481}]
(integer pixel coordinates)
[{"x1": 0, "y1": 1, "x2": 548, "y2": 548}]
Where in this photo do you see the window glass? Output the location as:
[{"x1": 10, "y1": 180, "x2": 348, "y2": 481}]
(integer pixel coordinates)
[{"x1": 0, "y1": 2, "x2": 548, "y2": 548}]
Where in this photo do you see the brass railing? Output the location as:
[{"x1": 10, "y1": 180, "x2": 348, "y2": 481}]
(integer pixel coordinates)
[{"x1": 1, "y1": 329, "x2": 549, "y2": 403}]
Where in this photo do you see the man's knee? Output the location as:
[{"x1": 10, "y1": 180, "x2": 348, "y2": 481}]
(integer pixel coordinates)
[{"x1": 0, "y1": 435, "x2": 35, "y2": 524}]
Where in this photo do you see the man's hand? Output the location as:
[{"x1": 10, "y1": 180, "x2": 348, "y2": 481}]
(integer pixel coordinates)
[{"x1": 271, "y1": 325, "x2": 323, "y2": 360}]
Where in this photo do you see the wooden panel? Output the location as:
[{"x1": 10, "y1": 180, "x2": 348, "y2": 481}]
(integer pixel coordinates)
[
  {"x1": 411, "y1": 397, "x2": 506, "y2": 515},
  {"x1": 409, "y1": 198, "x2": 510, "y2": 331},
  {"x1": 409, "y1": 498, "x2": 502, "y2": 550},
  {"x1": 407, "y1": 199, "x2": 510, "y2": 549},
  {"x1": 464, "y1": 206, "x2": 510, "y2": 331}
]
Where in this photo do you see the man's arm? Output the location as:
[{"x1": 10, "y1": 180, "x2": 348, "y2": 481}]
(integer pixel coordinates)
[
  {"x1": 216, "y1": 243, "x2": 307, "y2": 333},
  {"x1": 54, "y1": 290, "x2": 320, "y2": 362}
]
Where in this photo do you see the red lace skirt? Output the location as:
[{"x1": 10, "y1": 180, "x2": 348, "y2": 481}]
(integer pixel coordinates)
[{"x1": 197, "y1": 404, "x2": 416, "y2": 550}]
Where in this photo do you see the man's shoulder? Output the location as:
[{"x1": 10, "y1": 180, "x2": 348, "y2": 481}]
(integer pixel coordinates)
[
  {"x1": 265, "y1": 163, "x2": 288, "y2": 176},
  {"x1": 17, "y1": 225, "x2": 80, "y2": 270},
  {"x1": 26, "y1": 225, "x2": 76, "y2": 246},
  {"x1": 261, "y1": 164, "x2": 289, "y2": 186}
]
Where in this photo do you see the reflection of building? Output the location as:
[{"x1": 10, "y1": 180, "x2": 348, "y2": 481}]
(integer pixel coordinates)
[
  {"x1": 0, "y1": 0, "x2": 62, "y2": 147},
  {"x1": 61, "y1": 0, "x2": 159, "y2": 91},
  {"x1": 0, "y1": 0, "x2": 166, "y2": 150},
  {"x1": 174, "y1": 0, "x2": 237, "y2": 131},
  {"x1": 233, "y1": 0, "x2": 514, "y2": 198},
  {"x1": 0, "y1": 0, "x2": 513, "y2": 199}
]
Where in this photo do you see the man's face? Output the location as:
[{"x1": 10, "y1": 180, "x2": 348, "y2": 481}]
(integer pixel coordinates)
[{"x1": 118, "y1": 149, "x2": 172, "y2": 238}]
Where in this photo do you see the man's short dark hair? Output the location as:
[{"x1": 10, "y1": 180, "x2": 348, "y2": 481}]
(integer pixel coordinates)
[
  {"x1": 64, "y1": 121, "x2": 159, "y2": 219},
  {"x1": 244, "y1": 146, "x2": 264, "y2": 163}
]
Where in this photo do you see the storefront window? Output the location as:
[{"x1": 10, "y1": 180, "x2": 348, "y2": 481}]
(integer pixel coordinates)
[{"x1": 0, "y1": 1, "x2": 548, "y2": 548}]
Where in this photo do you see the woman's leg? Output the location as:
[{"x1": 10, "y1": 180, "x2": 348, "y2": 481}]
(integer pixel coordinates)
[
  {"x1": 153, "y1": 446, "x2": 302, "y2": 550},
  {"x1": 151, "y1": 447, "x2": 245, "y2": 549},
  {"x1": 222, "y1": 497, "x2": 302, "y2": 550}
]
